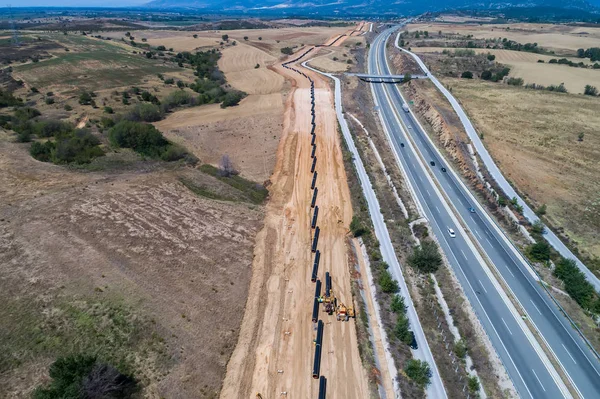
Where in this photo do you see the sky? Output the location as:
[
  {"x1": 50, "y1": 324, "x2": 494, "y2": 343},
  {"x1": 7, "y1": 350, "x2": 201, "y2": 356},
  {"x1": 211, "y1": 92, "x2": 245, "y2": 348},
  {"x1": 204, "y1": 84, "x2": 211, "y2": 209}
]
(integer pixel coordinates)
[{"x1": 3, "y1": 0, "x2": 148, "y2": 6}]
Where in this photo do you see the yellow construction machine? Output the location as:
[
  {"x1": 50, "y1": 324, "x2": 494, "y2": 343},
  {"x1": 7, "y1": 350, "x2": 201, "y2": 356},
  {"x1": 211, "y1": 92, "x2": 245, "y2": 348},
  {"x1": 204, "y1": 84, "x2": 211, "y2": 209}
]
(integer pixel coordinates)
[{"x1": 336, "y1": 302, "x2": 355, "y2": 321}]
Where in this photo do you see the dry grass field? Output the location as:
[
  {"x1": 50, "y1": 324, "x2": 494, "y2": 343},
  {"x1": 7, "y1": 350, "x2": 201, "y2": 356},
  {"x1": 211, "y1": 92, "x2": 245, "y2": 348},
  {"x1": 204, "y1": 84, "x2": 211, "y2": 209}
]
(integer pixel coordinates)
[
  {"x1": 413, "y1": 47, "x2": 600, "y2": 94},
  {"x1": 308, "y1": 36, "x2": 365, "y2": 73},
  {"x1": 0, "y1": 131, "x2": 264, "y2": 397},
  {"x1": 408, "y1": 22, "x2": 600, "y2": 54},
  {"x1": 444, "y1": 79, "x2": 600, "y2": 260}
]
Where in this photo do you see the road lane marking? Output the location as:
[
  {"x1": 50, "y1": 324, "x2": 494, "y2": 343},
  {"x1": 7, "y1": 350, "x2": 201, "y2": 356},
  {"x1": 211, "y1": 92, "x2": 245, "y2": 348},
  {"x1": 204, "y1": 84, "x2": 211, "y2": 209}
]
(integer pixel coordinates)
[
  {"x1": 532, "y1": 369, "x2": 546, "y2": 392},
  {"x1": 475, "y1": 230, "x2": 483, "y2": 240},
  {"x1": 426, "y1": 189, "x2": 431, "y2": 196},
  {"x1": 460, "y1": 249, "x2": 467, "y2": 259},
  {"x1": 562, "y1": 344, "x2": 577, "y2": 364},
  {"x1": 478, "y1": 279, "x2": 488, "y2": 294},
  {"x1": 530, "y1": 300, "x2": 542, "y2": 315},
  {"x1": 435, "y1": 205, "x2": 440, "y2": 214},
  {"x1": 505, "y1": 265, "x2": 515, "y2": 278},
  {"x1": 501, "y1": 318, "x2": 513, "y2": 335},
  {"x1": 486, "y1": 237, "x2": 492, "y2": 246}
]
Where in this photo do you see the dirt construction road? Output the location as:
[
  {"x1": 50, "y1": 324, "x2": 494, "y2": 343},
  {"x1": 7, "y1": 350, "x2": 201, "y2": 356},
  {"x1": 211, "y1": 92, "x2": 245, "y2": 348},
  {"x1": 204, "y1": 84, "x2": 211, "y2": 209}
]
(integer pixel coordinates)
[{"x1": 220, "y1": 28, "x2": 370, "y2": 398}]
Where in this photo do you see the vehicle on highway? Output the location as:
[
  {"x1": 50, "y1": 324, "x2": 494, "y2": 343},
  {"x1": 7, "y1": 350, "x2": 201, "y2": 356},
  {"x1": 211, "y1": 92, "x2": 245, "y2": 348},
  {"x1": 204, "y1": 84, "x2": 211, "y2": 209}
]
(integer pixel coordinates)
[
  {"x1": 441, "y1": 167, "x2": 447, "y2": 172},
  {"x1": 447, "y1": 227, "x2": 456, "y2": 238},
  {"x1": 430, "y1": 161, "x2": 435, "y2": 166},
  {"x1": 402, "y1": 103, "x2": 410, "y2": 112},
  {"x1": 400, "y1": 143, "x2": 405, "y2": 148},
  {"x1": 469, "y1": 207, "x2": 475, "y2": 213}
]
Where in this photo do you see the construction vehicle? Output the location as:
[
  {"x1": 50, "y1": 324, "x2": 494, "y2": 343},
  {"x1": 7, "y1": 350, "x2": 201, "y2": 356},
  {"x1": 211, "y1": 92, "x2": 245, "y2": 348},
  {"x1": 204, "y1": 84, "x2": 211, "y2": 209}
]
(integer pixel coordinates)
[{"x1": 336, "y1": 303, "x2": 355, "y2": 321}]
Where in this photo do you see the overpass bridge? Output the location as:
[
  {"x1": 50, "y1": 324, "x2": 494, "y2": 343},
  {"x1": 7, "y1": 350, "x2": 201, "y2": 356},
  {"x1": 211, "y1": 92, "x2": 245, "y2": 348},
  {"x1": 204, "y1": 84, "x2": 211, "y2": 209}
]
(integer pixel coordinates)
[{"x1": 345, "y1": 73, "x2": 429, "y2": 83}]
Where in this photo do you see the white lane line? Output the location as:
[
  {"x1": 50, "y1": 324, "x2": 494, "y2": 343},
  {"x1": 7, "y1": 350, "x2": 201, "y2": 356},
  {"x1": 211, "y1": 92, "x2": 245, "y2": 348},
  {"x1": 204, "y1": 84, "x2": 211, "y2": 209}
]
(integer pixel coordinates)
[
  {"x1": 460, "y1": 249, "x2": 467, "y2": 259},
  {"x1": 478, "y1": 279, "x2": 488, "y2": 294},
  {"x1": 501, "y1": 318, "x2": 513, "y2": 335},
  {"x1": 475, "y1": 230, "x2": 483, "y2": 240},
  {"x1": 532, "y1": 369, "x2": 546, "y2": 392},
  {"x1": 505, "y1": 265, "x2": 515, "y2": 278},
  {"x1": 561, "y1": 344, "x2": 577, "y2": 364},
  {"x1": 435, "y1": 205, "x2": 441, "y2": 214},
  {"x1": 486, "y1": 237, "x2": 492, "y2": 246},
  {"x1": 530, "y1": 300, "x2": 542, "y2": 315},
  {"x1": 426, "y1": 189, "x2": 431, "y2": 196}
]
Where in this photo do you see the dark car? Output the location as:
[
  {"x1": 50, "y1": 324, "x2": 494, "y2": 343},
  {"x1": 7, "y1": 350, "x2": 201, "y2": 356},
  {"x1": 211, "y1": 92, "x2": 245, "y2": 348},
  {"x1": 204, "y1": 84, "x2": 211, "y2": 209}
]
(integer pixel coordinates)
[
  {"x1": 430, "y1": 161, "x2": 436, "y2": 166},
  {"x1": 469, "y1": 207, "x2": 476, "y2": 213},
  {"x1": 400, "y1": 143, "x2": 405, "y2": 148},
  {"x1": 441, "y1": 167, "x2": 447, "y2": 172}
]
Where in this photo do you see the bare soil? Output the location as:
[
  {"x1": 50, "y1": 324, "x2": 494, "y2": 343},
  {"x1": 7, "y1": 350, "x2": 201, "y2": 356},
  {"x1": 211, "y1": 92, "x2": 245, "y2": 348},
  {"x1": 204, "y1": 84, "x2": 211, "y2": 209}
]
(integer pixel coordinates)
[{"x1": 221, "y1": 27, "x2": 370, "y2": 399}]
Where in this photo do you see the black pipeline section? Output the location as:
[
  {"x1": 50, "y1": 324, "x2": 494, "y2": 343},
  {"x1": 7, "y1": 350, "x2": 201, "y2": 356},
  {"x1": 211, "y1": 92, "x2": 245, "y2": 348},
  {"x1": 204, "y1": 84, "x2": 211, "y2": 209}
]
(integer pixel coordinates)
[
  {"x1": 311, "y1": 144, "x2": 316, "y2": 158},
  {"x1": 311, "y1": 205, "x2": 319, "y2": 228},
  {"x1": 325, "y1": 272, "x2": 331, "y2": 297},
  {"x1": 311, "y1": 250, "x2": 321, "y2": 282},
  {"x1": 311, "y1": 187, "x2": 318, "y2": 208},
  {"x1": 311, "y1": 133, "x2": 316, "y2": 146},
  {"x1": 318, "y1": 376, "x2": 327, "y2": 399},
  {"x1": 312, "y1": 320, "x2": 324, "y2": 379},
  {"x1": 312, "y1": 226, "x2": 320, "y2": 253},
  {"x1": 311, "y1": 157, "x2": 317, "y2": 173},
  {"x1": 312, "y1": 298, "x2": 319, "y2": 323}
]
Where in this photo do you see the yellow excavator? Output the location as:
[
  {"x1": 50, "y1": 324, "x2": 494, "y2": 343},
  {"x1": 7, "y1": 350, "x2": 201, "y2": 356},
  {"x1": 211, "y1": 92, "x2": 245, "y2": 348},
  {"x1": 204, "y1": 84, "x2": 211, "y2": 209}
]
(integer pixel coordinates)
[{"x1": 336, "y1": 302, "x2": 355, "y2": 321}]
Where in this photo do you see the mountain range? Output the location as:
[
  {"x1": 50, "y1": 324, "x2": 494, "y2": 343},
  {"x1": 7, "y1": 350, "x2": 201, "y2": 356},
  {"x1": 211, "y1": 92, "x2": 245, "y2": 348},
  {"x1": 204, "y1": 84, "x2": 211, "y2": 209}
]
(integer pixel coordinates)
[{"x1": 144, "y1": 0, "x2": 600, "y2": 16}]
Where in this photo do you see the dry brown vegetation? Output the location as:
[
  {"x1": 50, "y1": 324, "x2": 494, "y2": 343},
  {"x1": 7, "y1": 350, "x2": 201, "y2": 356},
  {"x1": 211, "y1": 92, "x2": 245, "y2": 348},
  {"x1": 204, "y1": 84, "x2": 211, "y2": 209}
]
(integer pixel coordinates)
[
  {"x1": 445, "y1": 79, "x2": 600, "y2": 262},
  {"x1": 0, "y1": 130, "x2": 264, "y2": 397}
]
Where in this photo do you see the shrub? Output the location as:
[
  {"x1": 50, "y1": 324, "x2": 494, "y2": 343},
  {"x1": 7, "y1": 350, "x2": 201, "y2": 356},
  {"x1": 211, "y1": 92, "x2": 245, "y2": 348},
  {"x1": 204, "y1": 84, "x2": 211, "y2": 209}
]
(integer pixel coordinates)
[
  {"x1": 128, "y1": 103, "x2": 163, "y2": 122},
  {"x1": 528, "y1": 241, "x2": 550, "y2": 262},
  {"x1": 379, "y1": 269, "x2": 399, "y2": 293},
  {"x1": 531, "y1": 220, "x2": 546, "y2": 235},
  {"x1": 468, "y1": 376, "x2": 480, "y2": 394},
  {"x1": 390, "y1": 294, "x2": 406, "y2": 313},
  {"x1": 554, "y1": 258, "x2": 596, "y2": 309},
  {"x1": 281, "y1": 47, "x2": 294, "y2": 55},
  {"x1": 507, "y1": 77, "x2": 524, "y2": 86},
  {"x1": 584, "y1": 85, "x2": 598, "y2": 96},
  {"x1": 64, "y1": 104, "x2": 73, "y2": 111},
  {"x1": 244, "y1": 36, "x2": 248, "y2": 41},
  {"x1": 0, "y1": 88, "x2": 23, "y2": 107},
  {"x1": 220, "y1": 90, "x2": 245, "y2": 108},
  {"x1": 461, "y1": 71, "x2": 473, "y2": 79},
  {"x1": 109, "y1": 120, "x2": 187, "y2": 162},
  {"x1": 537, "y1": 204, "x2": 547, "y2": 216},
  {"x1": 164, "y1": 78, "x2": 175, "y2": 85},
  {"x1": 480, "y1": 70, "x2": 492, "y2": 80},
  {"x1": 487, "y1": 54, "x2": 496, "y2": 61},
  {"x1": 30, "y1": 141, "x2": 54, "y2": 162},
  {"x1": 407, "y1": 241, "x2": 442, "y2": 273},
  {"x1": 33, "y1": 354, "x2": 137, "y2": 399},
  {"x1": 45, "y1": 97, "x2": 55, "y2": 105},
  {"x1": 221, "y1": 34, "x2": 229, "y2": 41},
  {"x1": 162, "y1": 90, "x2": 193, "y2": 112},
  {"x1": 405, "y1": 359, "x2": 431, "y2": 387},
  {"x1": 454, "y1": 339, "x2": 467, "y2": 359},
  {"x1": 394, "y1": 315, "x2": 413, "y2": 345},
  {"x1": 53, "y1": 129, "x2": 104, "y2": 164},
  {"x1": 78, "y1": 92, "x2": 93, "y2": 105},
  {"x1": 350, "y1": 216, "x2": 368, "y2": 237},
  {"x1": 103, "y1": 106, "x2": 114, "y2": 114},
  {"x1": 35, "y1": 120, "x2": 74, "y2": 138}
]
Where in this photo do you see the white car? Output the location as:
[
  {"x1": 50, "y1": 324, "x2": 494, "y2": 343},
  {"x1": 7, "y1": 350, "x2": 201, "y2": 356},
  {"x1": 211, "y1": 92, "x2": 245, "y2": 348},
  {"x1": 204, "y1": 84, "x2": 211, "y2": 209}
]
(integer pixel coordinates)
[{"x1": 447, "y1": 227, "x2": 456, "y2": 238}]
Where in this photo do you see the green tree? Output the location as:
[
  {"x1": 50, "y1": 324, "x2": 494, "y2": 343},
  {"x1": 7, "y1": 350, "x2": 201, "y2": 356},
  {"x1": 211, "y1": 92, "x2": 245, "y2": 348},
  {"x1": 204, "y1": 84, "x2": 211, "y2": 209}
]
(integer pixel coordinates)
[
  {"x1": 350, "y1": 216, "x2": 368, "y2": 237},
  {"x1": 528, "y1": 241, "x2": 550, "y2": 262},
  {"x1": 402, "y1": 73, "x2": 412, "y2": 83},
  {"x1": 481, "y1": 70, "x2": 492, "y2": 80},
  {"x1": 221, "y1": 90, "x2": 245, "y2": 108},
  {"x1": 468, "y1": 376, "x2": 480, "y2": 394},
  {"x1": 222, "y1": 34, "x2": 229, "y2": 41},
  {"x1": 531, "y1": 220, "x2": 546, "y2": 235},
  {"x1": 379, "y1": 269, "x2": 399, "y2": 293},
  {"x1": 78, "y1": 92, "x2": 93, "y2": 105},
  {"x1": 405, "y1": 359, "x2": 431, "y2": 386},
  {"x1": 487, "y1": 54, "x2": 496, "y2": 61},
  {"x1": 390, "y1": 294, "x2": 406, "y2": 313},
  {"x1": 537, "y1": 204, "x2": 547, "y2": 216},
  {"x1": 281, "y1": 47, "x2": 295, "y2": 55},
  {"x1": 128, "y1": 103, "x2": 163, "y2": 122},
  {"x1": 244, "y1": 36, "x2": 248, "y2": 41},
  {"x1": 407, "y1": 241, "x2": 442, "y2": 273},
  {"x1": 394, "y1": 315, "x2": 413, "y2": 345},
  {"x1": 461, "y1": 71, "x2": 473, "y2": 79},
  {"x1": 554, "y1": 258, "x2": 596, "y2": 309},
  {"x1": 454, "y1": 339, "x2": 468, "y2": 359}
]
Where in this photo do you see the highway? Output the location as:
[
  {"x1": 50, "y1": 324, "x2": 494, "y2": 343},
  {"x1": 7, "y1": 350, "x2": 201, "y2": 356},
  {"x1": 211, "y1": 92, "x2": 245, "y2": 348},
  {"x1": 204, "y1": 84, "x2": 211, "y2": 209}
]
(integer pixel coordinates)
[
  {"x1": 395, "y1": 38, "x2": 600, "y2": 293},
  {"x1": 369, "y1": 25, "x2": 600, "y2": 398}
]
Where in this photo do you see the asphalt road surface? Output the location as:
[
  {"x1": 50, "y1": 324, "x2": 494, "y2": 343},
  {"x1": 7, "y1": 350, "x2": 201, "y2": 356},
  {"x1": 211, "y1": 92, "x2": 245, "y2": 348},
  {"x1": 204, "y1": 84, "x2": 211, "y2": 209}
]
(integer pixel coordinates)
[{"x1": 369, "y1": 25, "x2": 600, "y2": 398}]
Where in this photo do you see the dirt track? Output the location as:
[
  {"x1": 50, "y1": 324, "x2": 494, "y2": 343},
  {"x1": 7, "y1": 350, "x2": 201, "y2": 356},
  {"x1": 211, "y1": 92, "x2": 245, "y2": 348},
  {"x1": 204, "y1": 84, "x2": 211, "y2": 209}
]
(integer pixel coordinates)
[{"x1": 220, "y1": 28, "x2": 370, "y2": 398}]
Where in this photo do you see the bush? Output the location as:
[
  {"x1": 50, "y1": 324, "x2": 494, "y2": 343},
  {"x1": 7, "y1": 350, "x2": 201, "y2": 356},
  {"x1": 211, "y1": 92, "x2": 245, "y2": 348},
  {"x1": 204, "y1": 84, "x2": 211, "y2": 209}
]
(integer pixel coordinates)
[
  {"x1": 128, "y1": 103, "x2": 163, "y2": 122},
  {"x1": 30, "y1": 141, "x2": 54, "y2": 162},
  {"x1": 222, "y1": 34, "x2": 229, "y2": 41},
  {"x1": 379, "y1": 269, "x2": 399, "y2": 293},
  {"x1": 405, "y1": 359, "x2": 431, "y2": 387},
  {"x1": 0, "y1": 88, "x2": 23, "y2": 108},
  {"x1": 528, "y1": 241, "x2": 550, "y2": 262},
  {"x1": 454, "y1": 339, "x2": 467, "y2": 359},
  {"x1": 468, "y1": 376, "x2": 480, "y2": 394},
  {"x1": 78, "y1": 92, "x2": 93, "y2": 105},
  {"x1": 350, "y1": 216, "x2": 368, "y2": 237},
  {"x1": 584, "y1": 85, "x2": 598, "y2": 96},
  {"x1": 35, "y1": 120, "x2": 74, "y2": 138},
  {"x1": 280, "y1": 47, "x2": 295, "y2": 55},
  {"x1": 507, "y1": 77, "x2": 524, "y2": 86},
  {"x1": 531, "y1": 220, "x2": 546, "y2": 235},
  {"x1": 394, "y1": 315, "x2": 413, "y2": 345},
  {"x1": 480, "y1": 70, "x2": 492, "y2": 80},
  {"x1": 162, "y1": 90, "x2": 193, "y2": 112},
  {"x1": 104, "y1": 106, "x2": 114, "y2": 114},
  {"x1": 53, "y1": 130, "x2": 104, "y2": 164},
  {"x1": 554, "y1": 258, "x2": 596, "y2": 309},
  {"x1": 220, "y1": 90, "x2": 245, "y2": 108},
  {"x1": 461, "y1": 71, "x2": 473, "y2": 79},
  {"x1": 64, "y1": 104, "x2": 73, "y2": 111},
  {"x1": 109, "y1": 120, "x2": 187, "y2": 162},
  {"x1": 487, "y1": 54, "x2": 496, "y2": 61},
  {"x1": 407, "y1": 241, "x2": 442, "y2": 273},
  {"x1": 45, "y1": 97, "x2": 55, "y2": 105},
  {"x1": 390, "y1": 294, "x2": 406, "y2": 313},
  {"x1": 33, "y1": 354, "x2": 137, "y2": 399}
]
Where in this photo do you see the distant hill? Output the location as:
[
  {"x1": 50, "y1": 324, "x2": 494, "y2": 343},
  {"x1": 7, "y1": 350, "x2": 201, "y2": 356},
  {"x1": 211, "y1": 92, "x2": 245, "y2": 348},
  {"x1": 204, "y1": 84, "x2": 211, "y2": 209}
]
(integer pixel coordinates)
[{"x1": 144, "y1": 0, "x2": 599, "y2": 16}]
